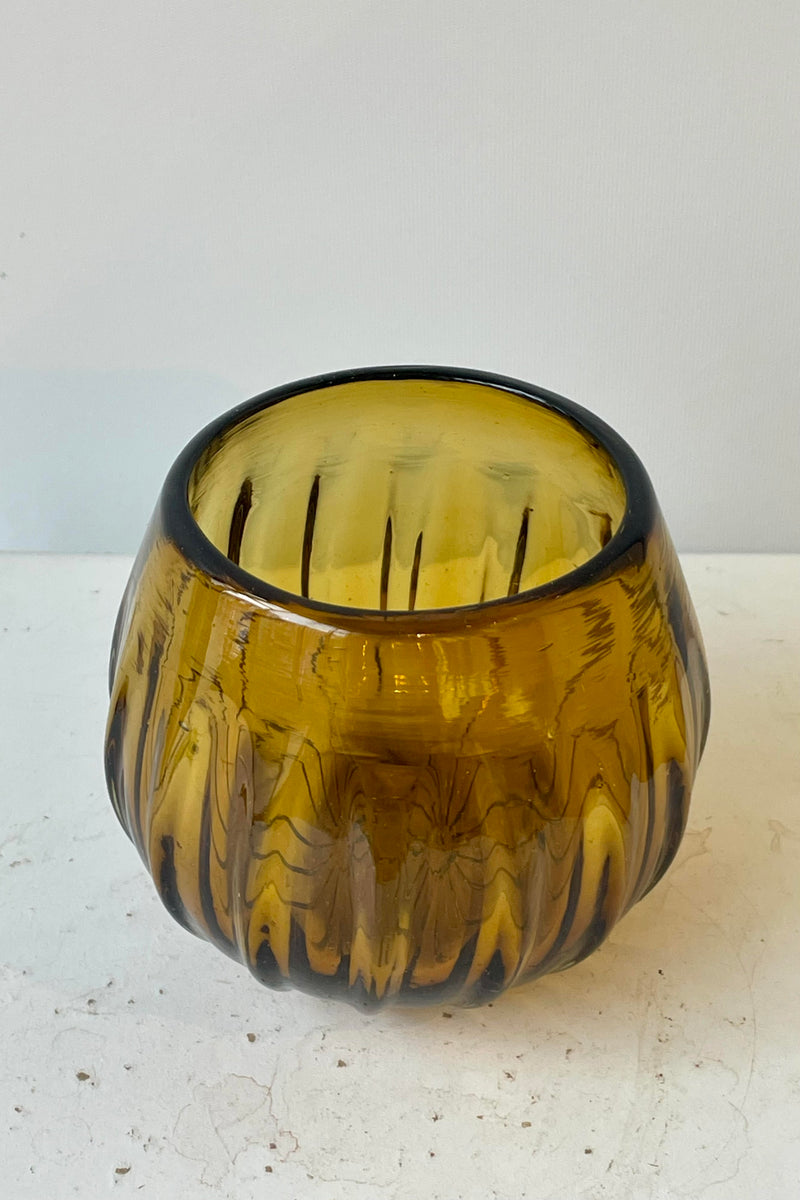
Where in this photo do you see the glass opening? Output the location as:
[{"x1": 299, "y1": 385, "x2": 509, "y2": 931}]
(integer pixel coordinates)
[{"x1": 188, "y1": 378, "x2": 626, "y2": 611}]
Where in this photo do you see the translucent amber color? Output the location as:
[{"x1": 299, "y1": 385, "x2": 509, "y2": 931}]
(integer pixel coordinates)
[{"x1": 105, "y1": 367, "x2": 710, "y2": 1008}]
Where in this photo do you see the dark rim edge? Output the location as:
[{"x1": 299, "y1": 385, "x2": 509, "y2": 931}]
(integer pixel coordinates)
[{"x1": 158, "y1": 365, "x2": 659, "y2": 631}]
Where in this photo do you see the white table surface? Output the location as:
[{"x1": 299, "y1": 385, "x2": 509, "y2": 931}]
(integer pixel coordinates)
[{"x1": 1, "y1": 553, "x2": 798, "y2": 1200}]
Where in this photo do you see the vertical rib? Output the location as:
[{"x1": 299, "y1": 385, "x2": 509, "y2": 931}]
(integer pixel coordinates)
[
  {"x1": 227, "y1": 478, "x2": 253, "y2": 565},
  {"x1": 301, "y1": 474, "x2": 320, "y2": 599},
  {"x1": 507, "y1": 507, "x2": 530, "y2": 596},
  {"x1": 380, "y1": 517, "x2": 393, "y2": 610},
  {"x1": 408, "y1": 531, "x2": 423, "y2": 611}
]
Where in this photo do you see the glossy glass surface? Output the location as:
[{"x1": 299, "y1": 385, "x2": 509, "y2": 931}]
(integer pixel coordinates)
[{"x1": 105, "y1": 367, "x2": 710, "y2": 1008}]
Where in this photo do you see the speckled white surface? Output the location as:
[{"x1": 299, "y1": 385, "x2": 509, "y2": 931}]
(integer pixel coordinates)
[{"x1": 1, "y1": 554, "x2": 798, "y2": 1199}]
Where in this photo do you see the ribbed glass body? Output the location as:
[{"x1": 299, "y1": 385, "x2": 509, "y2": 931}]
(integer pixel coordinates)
[{"x1": 105, "y1": 368, "x2": 710, "y2": 1008}]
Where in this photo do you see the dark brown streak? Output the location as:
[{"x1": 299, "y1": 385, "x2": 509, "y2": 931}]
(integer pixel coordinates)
[
  {"x1": 226, "y1": 477, "x2": 253, "y2": 565},
  {"x1": 299, "y1": 759, "x2": 323, "y2": 821},
  {"x1": 198, "y1": 766, "x2": 233, "y2": 951},
  {"x1": 249, "y1": 848, "x2": 316, "y2": 875},
  {"x1": 255, "y1": 813, "x2": 316, "y2": 847},
  {"x1": 541, "y1": 840, "x2": 585, "y2": 967},
  {"x1": 588, "y1": 507, "x2": 613, "y2": 548},
  {"x1": 507, "y1": 507, "x2": 530, "y2": 596},
  {"x1": 158, "y1": 835, "x2": 195, "y2": 934},
  {"x1": 301, "y1": 474, "x2": 320, "y2": 599},
  {"x1": 408, "y1": 531, "x2": 423, "y2": 611},
  {"x1": 131, "y1": 637, "x2": 164, "y2": 856},
  {"x1": 479, "y1": 559, "x2": 489, "y2": 604},
  {"x1": 380, "y1": 516, "x2": 393, "y2": 610},
  {"x1": 648, "y1": 760, "x2": 688, "y2": 890},
  {"x1": 300, "y1": 731, "x2": 326, "y2": 777},
  {"x1": 632, "y1": 687, "x2": 657, "y2": 901},
  {"x1": 104, "y1": 682, "x2": 128, "y2": 829}
]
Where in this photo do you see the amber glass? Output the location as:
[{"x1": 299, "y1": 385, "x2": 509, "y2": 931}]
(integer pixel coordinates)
[{"x1": 105, "y1": 367, "x2": 710, "y2": 1008}]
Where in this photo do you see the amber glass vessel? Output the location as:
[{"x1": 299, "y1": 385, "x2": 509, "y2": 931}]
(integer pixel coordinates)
[{"x1": 105, "y1": 367, "x2": 710, "y2": 1008}]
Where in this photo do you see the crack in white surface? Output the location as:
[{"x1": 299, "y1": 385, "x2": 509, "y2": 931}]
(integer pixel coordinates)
[{"x1": 169, "y1": 1071, "x2": 299, "y2": 1187}]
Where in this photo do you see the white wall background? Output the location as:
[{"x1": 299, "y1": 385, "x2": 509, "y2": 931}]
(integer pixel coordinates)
[{"x1": 1, "y1": 0, "x2": 798, "y2": 554}]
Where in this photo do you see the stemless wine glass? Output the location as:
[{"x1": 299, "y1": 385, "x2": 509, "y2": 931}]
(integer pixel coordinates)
[{"x1": 105, "y1": 366, "x2": 710, "y2": 1009}]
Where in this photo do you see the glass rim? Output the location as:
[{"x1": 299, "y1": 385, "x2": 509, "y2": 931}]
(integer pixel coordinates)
[{"x1": 160, "y1": 365, "x2": 658, "y2": 630}]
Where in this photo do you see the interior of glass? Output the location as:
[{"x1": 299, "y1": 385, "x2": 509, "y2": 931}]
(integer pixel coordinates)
[{"x1": 188, "y1": 378, "x2": 627, "y2": 611}]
